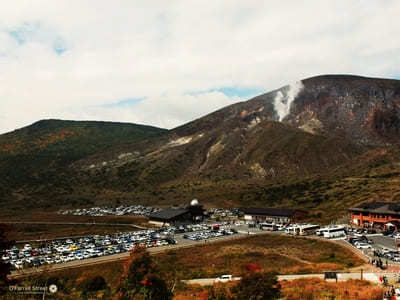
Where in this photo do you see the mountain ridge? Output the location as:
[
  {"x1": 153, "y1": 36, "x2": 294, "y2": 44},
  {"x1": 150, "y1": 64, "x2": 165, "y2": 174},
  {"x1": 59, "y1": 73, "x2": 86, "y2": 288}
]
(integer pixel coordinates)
[{"x1": 1, "y1": 74, "x2": 400, "y2": 220}]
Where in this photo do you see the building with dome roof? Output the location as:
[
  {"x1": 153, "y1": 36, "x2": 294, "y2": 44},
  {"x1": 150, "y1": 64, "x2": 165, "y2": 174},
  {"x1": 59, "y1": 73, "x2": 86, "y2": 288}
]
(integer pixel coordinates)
[{"x1": 148, "y1": 199, "x2": 206, "y2": 227}]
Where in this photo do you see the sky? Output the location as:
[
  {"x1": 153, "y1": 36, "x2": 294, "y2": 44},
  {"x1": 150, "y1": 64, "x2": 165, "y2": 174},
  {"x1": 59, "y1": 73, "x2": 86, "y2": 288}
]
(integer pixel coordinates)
[{"x1": 0, "y1": 1, "x2": 399, "y2": 134}]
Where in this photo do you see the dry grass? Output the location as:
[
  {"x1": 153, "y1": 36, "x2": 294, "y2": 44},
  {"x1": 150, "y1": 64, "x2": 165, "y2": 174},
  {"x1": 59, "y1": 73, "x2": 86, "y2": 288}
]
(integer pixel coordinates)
[
  {"x1": 154, "y1": 234, "x2": 363, "y2": 279},
  {"x1": 0, "y1": 212, "x2": 148, "y2": 241},
  {"x1": 172, "y1": 278, "x2": 385, "y2": 300},
  {"x1": 280, "y1": 278, "x2": 384, "y2": 300},
  {"x1": 8, "y1": 223, "x2": 138, "y2": 241}
]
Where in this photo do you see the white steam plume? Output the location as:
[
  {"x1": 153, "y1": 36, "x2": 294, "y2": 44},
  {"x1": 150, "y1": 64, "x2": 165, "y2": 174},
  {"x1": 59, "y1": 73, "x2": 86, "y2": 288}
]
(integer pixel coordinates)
[{"x1": 273, "y1": 81, "x2": 304, "y2": 121}]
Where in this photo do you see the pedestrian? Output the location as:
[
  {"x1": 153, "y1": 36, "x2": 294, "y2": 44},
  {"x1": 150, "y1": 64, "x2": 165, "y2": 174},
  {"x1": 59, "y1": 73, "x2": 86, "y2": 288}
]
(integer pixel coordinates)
[{"x1": 380, "y1": 275, "x2": 384, "y2": 283}]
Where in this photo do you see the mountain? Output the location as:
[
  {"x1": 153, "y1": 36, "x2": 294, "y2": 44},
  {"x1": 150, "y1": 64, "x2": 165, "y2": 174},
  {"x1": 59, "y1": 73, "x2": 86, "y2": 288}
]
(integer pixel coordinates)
[
  {"x1": 1, "y1": 75, "x2": 400, "y2": 220},
  {"x1": 0, "y1": 120, "x2": 167, "y2": 213}
]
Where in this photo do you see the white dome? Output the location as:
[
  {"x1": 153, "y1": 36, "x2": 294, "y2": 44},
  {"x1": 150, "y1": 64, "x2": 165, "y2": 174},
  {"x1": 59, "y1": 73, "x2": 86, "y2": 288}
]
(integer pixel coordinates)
[{"x1": 190, "y1": 199, "x2": 199, "y2": 206}]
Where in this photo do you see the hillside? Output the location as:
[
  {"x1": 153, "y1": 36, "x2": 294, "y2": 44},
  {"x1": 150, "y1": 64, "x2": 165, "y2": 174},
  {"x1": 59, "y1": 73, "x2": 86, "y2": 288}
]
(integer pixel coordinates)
[
  {"x1": 0, "y1": 120, "x2": 167, "y2": 214},
  {"x1": 1, "y1": 75, "x2": 400, "y2": 219}
]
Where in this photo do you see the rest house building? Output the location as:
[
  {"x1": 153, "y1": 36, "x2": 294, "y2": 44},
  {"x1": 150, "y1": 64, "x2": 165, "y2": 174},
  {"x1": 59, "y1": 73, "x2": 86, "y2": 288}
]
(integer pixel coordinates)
[
  {"x1": 349, "y1": 201, "x2": 400, "y2": 230},
  {"x1": 240, "y1": 207, "x2": 306, "y2": 224},
  {"x1": 148, "y1": 199, "x2": 205, "y2": 227}
]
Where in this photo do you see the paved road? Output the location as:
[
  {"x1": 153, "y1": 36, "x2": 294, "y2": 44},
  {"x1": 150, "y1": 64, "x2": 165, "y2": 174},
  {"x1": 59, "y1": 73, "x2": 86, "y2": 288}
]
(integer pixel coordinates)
[
  {"x1": 2, "y1": 221, "x2": 147, "y2": 229},
  {"x1": 183, "y1": 272, "x2": 383, "y2": 286},
  {"x1": 370, "y1": 235, "x2": 397, "y2": 251}
]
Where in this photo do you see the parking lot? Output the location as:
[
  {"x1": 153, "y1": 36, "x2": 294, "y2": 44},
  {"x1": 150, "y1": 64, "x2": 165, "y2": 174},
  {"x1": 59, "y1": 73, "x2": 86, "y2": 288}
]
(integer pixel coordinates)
[
  {"x1": 7, "y1": 220, "x2": 377, "y2": 274},
  {"x1": 3, "y1": 222, "x2": 252, "y2": 271},
  {"x1": 344, "y1": 228, "x2": 400, "y2": 267}
]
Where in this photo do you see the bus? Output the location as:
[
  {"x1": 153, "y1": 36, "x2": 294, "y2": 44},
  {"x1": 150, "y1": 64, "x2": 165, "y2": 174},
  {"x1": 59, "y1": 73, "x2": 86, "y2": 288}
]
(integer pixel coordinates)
[
  {"x1": 285, "y1": 224, "x2": 320, "y2": 236},
  {"x1": 259, "y1": 223, "x2": 278, "y2": 231},
  {"x1": 316, "y1": 226, "x2": 346, "y2": 239}
]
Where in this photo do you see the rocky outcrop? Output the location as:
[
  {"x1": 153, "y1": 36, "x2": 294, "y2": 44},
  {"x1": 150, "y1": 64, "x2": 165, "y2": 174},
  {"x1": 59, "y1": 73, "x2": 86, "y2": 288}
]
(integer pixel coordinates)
[{"x1": 283, "y1": 75, "x2": 400, "y2": 146}]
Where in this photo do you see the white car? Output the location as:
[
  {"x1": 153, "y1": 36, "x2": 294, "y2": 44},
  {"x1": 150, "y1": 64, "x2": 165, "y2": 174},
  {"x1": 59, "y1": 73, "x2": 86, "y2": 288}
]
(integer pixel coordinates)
[
  {"x1": 67, "y1": 254, "x2": 75, "y2": 261},
  {"x1": 215, "y1": 275, "x2": 233, "y2": 283},
  {"x1": 356, "y1": 243, "x2": 372, "y2": 249},
  {"x1": 1, "y1": 255, "x2": 10, "y2": 261},
  {"x1": 14, "y1": 260, "x2": 24, "y2": 269},
  {"x1": 46, "y1": 257, "x2": 54, "y2": 264}
]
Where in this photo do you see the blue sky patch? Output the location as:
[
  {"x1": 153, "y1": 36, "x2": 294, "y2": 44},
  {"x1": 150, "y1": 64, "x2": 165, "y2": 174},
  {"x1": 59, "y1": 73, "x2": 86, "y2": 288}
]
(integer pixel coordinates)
[
  {"x1": 53, "y1": 38, "x2": 68, "y2": 55},
  {"x1": 217, "y1": 86, "x2": 264, "y2": 98},
  {"x1": 102, "y1": 98, "x2": 144, "y2": 108},
  {"x1": 7, "y1": 22, "x2": 68, "y2": 55},
  {"x1": 187, "y1": 86, "x2": 264, "y2": 99},
  {"x1": 8, "y1": 22, "x2": 41, "y2": 45}
]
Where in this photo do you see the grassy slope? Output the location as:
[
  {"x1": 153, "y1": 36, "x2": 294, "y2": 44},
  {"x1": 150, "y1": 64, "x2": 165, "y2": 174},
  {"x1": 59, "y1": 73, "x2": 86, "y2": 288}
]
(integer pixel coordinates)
[
  {"x1": 0, "y1": 119, "x2": 167, "y2": 215},
  {"x1": 175, "y1": 278, "x2": 384, "y2": 300}
]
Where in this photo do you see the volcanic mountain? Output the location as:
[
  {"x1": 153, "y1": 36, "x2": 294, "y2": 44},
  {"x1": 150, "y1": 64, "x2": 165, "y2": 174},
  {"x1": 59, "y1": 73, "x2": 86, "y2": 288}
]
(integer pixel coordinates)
[{"x1": 1, "y1": 75, "x2": 400, "y2": 220}]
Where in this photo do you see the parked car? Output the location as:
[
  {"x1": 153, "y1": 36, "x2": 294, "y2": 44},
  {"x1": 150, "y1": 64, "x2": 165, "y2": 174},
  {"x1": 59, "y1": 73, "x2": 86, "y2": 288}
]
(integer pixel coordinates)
[
  {"x1": 215, "y1": 275, "x2": 233, "y2": 283},
  {"x1": 356, "y1": 243, "x2": 372, "y2": 249}
]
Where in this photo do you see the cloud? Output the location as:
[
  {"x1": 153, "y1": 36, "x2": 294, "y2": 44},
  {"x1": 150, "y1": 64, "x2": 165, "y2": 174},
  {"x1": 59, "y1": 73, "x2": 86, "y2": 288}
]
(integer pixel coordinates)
[
  {"x1": 61, "y1": 91, "x2": 242, "y2": 130},
  {"x1": 0, "y1": 1, "x2": 399, "y2": 133}
]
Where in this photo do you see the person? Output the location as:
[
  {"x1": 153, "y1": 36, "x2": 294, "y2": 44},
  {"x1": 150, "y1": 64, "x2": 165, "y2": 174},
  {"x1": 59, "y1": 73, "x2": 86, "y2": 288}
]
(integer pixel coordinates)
[
  {"x1": 383, "y1": 291, "x2": 390, "y2": 300},
  {"x1": 390, "y1": 286, "x2": 396, "y2": 300}
]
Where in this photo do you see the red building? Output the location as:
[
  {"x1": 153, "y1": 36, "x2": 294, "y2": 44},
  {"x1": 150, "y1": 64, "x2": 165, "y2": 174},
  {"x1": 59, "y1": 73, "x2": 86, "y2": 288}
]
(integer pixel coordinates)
[{"x1": 349, "y1": 202, "x2": 400, "y2": 229}]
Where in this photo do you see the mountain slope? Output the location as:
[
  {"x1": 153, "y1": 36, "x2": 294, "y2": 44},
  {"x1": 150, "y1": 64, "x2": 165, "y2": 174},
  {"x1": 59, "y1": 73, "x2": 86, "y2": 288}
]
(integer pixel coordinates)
[
  {"x1": 0, "y1": 119, "x2": 167, "y2": 192},
  {"x1": 2, "y1": 75, "x2": 400, "y2": 220}
]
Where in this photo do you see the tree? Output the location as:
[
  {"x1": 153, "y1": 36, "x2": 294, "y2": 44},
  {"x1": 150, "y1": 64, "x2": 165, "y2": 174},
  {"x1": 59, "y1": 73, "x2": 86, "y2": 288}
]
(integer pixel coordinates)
[
  {"x1": 233, "y1": 272, "x2": 281, "y2": 300},
  {"x1": 116, "y1": 246, "x2": 172, "y2": 300},
  {"x1": 0, "y1": 224, "x2": 13, "y2": 295}
]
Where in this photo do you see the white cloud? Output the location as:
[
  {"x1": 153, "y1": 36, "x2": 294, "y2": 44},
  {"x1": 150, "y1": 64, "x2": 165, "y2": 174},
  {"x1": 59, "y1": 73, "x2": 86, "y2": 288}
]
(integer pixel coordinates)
[{"x1": 0, "y1": 1, "x2": 399, "y2": 133}]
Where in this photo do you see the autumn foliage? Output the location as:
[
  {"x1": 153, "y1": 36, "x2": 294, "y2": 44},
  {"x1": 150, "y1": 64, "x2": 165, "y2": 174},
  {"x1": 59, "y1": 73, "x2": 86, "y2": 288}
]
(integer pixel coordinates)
[
  {"x1": 115, "y1": 246, "x2": 172, "y2": 300},
  {"x1": 280, "y1": 278, "x2": 384, "y2": 300}
]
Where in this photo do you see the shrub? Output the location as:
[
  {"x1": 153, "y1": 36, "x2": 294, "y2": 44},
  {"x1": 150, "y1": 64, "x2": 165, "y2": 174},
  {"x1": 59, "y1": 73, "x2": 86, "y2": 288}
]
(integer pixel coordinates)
[{"x1": 81, "y1": 275, "x2": 107, "y2": 292}]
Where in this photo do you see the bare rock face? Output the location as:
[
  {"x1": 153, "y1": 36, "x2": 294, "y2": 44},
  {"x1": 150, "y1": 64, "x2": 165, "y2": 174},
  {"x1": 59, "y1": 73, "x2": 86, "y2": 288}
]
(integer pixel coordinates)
[{"x1": 283, "y1": 75, "x2": 400, "y2": 146}]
